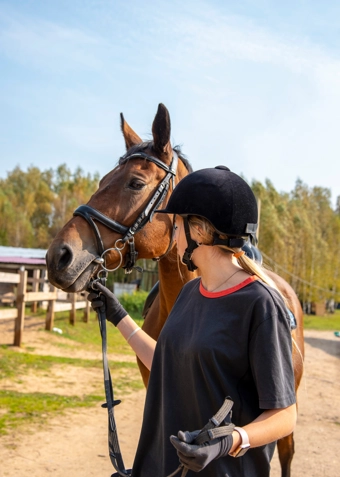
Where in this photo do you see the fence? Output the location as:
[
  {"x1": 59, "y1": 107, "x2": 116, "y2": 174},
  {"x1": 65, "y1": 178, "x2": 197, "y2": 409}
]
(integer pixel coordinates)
[{"x1": 0, "y1": 269, "x2": 90, "y2": 347}]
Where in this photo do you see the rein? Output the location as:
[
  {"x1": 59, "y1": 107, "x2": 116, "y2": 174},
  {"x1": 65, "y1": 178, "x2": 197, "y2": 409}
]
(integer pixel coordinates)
[
  {"x1": 95, "y1": 278, "x2": 132, "y2": 476},
  {"x1": 74, "y1": 150, "x2": 178, "y2": 274},
  {"x1": 75, "y1": 150, "x2": 179, "y2": 476}
]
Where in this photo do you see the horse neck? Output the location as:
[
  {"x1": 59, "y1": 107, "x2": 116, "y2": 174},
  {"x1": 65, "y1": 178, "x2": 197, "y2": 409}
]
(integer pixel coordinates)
[{"x1": 158, "y1": 247, "x2": 198, "y2": 323}]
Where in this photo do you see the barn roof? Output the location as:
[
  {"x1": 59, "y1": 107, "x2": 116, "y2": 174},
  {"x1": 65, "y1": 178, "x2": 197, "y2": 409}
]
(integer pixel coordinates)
[{"x1": 0, "y1": 246, "x2": 47, "y2": 266}]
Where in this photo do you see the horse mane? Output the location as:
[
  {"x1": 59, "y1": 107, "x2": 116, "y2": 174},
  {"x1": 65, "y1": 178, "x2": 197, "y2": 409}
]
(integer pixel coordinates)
[
  {"x1": 119, "y1": 141, "x2": 193, "y2": 173},
  {"x1": 173, "y1": 145, "x2": 193, "y2": 173}
]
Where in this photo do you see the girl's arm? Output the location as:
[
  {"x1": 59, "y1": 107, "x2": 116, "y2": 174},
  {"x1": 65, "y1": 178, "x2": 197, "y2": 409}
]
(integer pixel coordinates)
[
  {"x1": 229, "y1": 404, "x2": 297, "y2": 454},
  {"x1": 117, "y1": 315, "x2": 156, "y2": 370}
]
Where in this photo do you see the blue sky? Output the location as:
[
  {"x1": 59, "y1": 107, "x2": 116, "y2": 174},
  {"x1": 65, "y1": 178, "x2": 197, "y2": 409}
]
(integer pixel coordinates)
[{"x1": 1, "y1": 0, "x2": 340, "y2": 206}]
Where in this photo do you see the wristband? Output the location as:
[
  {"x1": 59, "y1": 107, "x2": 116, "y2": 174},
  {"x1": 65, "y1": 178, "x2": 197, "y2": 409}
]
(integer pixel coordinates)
[
  {"x1": 126, "y1": 327, "x2": 141, "y2": 343},
  {"x1": 229, "y1": 427, "x2": 250, "y2": 457}
]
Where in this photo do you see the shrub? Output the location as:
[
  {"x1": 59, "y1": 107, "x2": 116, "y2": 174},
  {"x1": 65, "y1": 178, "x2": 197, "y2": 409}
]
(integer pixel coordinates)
[{"x1": 119, "y1": 291, "x2": 149, "y2": 316}]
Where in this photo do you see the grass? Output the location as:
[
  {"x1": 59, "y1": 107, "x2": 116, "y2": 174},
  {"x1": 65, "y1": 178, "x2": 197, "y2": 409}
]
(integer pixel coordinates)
[
  {"x1": 0, "y1": 304, "x2": 145, "y2": 435},
  {"x1": 0, "y1": 390, "x2": 103, "y2": 435},
  {"x1": 0, "y1": 347, "x2": 101, "y2": 379},
  {"x1": 50, "y1": 309, "x2": 144, "y2": 355},
  {"x1": 0, "y1": 346, "x2": 142, "y2": 380},
  {"x1": 303, "y1": 309, "x2": 340, "y2": 331}
]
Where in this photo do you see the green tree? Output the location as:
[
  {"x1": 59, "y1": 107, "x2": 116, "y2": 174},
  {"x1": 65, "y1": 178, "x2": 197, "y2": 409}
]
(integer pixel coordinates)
[
  {"x1": 0, "y1": 164, "x2": 99, "y2": 248},
  {"x1": 252, "y1": 178, "x2": 339, "y2": 304},
  {"x1": 49, "y1": 164, "x2": 99, "y2": 237}
]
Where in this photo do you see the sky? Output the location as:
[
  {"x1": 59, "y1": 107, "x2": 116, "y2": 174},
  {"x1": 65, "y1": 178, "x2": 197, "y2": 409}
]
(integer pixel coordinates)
[{"x1": 1, "y1": 0, "x2": 340, "y2": 206}]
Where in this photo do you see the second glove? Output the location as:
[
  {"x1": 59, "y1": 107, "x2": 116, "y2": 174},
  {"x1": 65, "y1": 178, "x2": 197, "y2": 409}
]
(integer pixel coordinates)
[{"x1": 170, "y1": 430, "x2": 233, "y2": 472}]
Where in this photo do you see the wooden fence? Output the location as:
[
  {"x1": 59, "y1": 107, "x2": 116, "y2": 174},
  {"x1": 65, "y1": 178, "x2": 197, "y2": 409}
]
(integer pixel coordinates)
[{"x1": 0, "y1": 269, "x2": 90, "y2": 347}]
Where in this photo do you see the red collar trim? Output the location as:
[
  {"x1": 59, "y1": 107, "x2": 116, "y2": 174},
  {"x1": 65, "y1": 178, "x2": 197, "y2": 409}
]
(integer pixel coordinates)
[{"x1": 199, "y1": 276, "x2": 258, "y2": 298}]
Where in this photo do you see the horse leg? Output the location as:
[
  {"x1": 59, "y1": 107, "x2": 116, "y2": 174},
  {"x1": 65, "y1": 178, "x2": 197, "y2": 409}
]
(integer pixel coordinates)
[{"x1": 277, "y1": 432, "x2": 295, "y2": 477}]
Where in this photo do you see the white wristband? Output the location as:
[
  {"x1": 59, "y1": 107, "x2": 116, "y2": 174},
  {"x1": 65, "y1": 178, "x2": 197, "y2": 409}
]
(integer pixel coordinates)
[
  {"x1": 126, "y1": 327, "x2": 141, "y2": 343},
  {"x1": 229, "y1": 427, "x2": 250, "y2": 457}
]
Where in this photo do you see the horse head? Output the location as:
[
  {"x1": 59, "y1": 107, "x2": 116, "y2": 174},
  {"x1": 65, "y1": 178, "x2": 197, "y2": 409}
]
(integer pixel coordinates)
[{"x1": 46, "y1": 104, "x2": 191, "y2": 292}]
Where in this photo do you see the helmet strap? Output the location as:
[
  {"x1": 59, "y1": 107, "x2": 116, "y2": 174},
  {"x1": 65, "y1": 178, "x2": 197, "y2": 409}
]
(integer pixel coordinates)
[
  {"x1": 213, "y1": 234, "x2": 246, "y2": 248},
  {"x1": 182, "y1": 217, "x2": 199, "y2": 271}
]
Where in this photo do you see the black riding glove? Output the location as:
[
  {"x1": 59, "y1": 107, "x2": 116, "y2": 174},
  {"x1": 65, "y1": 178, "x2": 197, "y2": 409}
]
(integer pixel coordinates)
[
  {"x1": 170, "y1": 429, "x2": 233, "y2": 472},
  {"x1": 87, "y1": 282, "x2": 128, "y2": 326}
]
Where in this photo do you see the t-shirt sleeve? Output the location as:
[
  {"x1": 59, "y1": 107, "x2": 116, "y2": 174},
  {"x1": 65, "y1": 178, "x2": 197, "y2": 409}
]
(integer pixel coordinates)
[{"x1": 249, "y1": 288, "x2": 297, "y2": 409}]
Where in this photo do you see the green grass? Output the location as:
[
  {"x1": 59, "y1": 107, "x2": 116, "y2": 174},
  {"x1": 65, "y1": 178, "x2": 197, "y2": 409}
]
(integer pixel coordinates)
[
  {"x1": 0, "y1": 300, "x2": 146, "y2": 435},
  {"x1": 0, "y1": 390, "x2": 103, "y2": 435},
  {"x1": 50, "y1": 310, "x2": 144, "y2": 354},
  {"x1": 0, "y1": 347, "x2": 100, "y2": 379},
  {"x1": 0, "y1": 346, "x2": 141, "y2": 380},
  {"x1": 303, "y1": 309, "x2": 340, "y2": 330},
  {"x1": 0, "y1": 343, "x2": 143, "y2": 435}
]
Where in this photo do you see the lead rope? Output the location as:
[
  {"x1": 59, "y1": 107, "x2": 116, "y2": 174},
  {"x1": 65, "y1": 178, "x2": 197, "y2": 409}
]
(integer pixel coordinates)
[
  {"x1": 167, "y1": 397, "x2": 235, "y2": 477},
  {"x1": 167, "y1": 464, "x2": 188, "y2": 477},
  {"x1": 95, "y1": 277, "x2": 132, "y2": 477}
]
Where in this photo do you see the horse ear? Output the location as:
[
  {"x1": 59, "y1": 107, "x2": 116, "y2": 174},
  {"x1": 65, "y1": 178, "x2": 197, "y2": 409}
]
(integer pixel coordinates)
[
  {"x1": 120, "y1": 113, "x2": 143, "y2": 150},
  {"x1": 152, "y1": 103, "x2": 172, "y2": 157}
]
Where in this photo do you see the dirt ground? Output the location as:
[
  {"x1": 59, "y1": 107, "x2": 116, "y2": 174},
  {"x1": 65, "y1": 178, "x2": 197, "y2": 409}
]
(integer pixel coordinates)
[{"x1": 0, "y1": 318, "x2": 339, "y2": 477}]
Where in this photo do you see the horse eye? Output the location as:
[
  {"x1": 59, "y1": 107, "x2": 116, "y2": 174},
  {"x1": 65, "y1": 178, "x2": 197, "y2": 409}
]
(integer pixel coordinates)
[{"x1": 128, "y1": 179, "x2": 146, "y2": 190}]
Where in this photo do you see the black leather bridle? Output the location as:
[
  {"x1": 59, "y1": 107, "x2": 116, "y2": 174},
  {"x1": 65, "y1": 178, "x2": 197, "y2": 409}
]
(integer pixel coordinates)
[{"x1": 73, "y1": 150, "x2": 179, "y2": 274}]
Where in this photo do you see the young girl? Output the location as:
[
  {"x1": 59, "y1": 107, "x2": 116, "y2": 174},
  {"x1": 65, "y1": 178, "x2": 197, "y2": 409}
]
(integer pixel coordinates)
[{"x1": 89, "y1": 166, "x2": 296, "y2": 477}]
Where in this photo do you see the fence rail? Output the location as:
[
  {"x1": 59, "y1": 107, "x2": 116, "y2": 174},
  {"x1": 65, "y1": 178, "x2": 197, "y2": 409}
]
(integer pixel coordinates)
[{"x1": 0, "y1": 269, "x2": 90, "y2": 346}]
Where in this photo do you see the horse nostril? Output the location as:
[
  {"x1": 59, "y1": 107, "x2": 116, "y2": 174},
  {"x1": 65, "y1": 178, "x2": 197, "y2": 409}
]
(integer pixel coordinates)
[{"x1": 57, "y1": 244, "x2": 74, "y2": 271}]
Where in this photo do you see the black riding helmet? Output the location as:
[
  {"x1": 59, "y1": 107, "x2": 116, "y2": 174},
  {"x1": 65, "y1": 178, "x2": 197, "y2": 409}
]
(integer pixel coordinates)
[{"x1": 156, "y1": 166, "x2": 258, "y2": 271}]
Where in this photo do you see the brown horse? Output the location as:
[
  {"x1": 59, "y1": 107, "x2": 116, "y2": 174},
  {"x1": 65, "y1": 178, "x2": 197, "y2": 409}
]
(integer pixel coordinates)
[{"x1": 46, "y1": 103, "x2": 304, "y2": 477}]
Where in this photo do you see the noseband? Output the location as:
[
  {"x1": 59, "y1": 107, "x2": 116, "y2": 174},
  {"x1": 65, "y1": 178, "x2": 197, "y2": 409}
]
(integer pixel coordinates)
[{"x1": 73, "y1": 150, "x2": 179, "y2": 275}]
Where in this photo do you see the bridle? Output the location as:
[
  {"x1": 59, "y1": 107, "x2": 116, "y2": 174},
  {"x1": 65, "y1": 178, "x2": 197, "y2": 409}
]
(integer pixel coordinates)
[{"x1": 73, "y1": 150, "x2": 179, "y2": 275}]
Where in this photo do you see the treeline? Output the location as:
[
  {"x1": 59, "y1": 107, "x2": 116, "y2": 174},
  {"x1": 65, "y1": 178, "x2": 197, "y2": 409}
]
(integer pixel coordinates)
[
  {"x1": 0, "y1": 164, "x2": 99, "y2": 249},
  {"x1": 0, "y1": 165, "x2": 339, "y2": 302},
  {"x1": 252, "y1": 178, "x2": 340, "y2": 303}
]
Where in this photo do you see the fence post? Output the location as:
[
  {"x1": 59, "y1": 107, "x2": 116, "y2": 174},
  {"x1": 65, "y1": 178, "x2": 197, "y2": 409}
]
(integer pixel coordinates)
[
  {"x1": 45, "y1": 283, "x2": 55, "y2": 331},
  {"x1": 69, "y1": 293, "x2": 76, "y2": 325},
  {"x1": 31, "y1": 268, "x2": 40, "y2": 313},
  {"x1": 14, "y1": 268, "x2": 27, "y2": 347},
  {"x1": 83, "y1": 292, "x2": 90, "y2": 322}
]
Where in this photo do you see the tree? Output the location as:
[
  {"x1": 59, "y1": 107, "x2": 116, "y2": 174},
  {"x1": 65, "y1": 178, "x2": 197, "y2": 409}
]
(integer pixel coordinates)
[{"x1": 0, "y1": 164, "x2": 99, "y2": 248}]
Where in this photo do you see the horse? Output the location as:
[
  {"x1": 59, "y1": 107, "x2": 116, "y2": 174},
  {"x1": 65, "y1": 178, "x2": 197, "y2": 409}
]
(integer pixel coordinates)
[{"x1": 46, "y1": 103, "x2": 304, "y2": 477}]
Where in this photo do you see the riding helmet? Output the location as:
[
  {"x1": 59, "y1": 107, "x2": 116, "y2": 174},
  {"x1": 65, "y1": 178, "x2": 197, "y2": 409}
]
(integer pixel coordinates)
[{"x1": 157, "y1": 166, "x2": 258, "y2": 241}]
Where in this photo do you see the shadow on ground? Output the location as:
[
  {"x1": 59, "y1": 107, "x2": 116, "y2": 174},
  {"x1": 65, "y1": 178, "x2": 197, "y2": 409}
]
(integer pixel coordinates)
[{"x1": 304, "y1": 336, "x2": 340, "y2": 358}]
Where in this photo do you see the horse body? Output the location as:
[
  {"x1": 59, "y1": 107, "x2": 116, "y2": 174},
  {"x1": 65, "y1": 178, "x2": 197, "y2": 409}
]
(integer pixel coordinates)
[{"x1": 46, "y1": 104, "x2": 303, "y2": 477}]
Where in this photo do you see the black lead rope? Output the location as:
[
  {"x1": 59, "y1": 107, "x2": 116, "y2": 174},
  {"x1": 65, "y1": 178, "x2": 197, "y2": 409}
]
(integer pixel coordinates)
[{"x1": 95, "y1": 289, "x2": 132, "y2": 477}]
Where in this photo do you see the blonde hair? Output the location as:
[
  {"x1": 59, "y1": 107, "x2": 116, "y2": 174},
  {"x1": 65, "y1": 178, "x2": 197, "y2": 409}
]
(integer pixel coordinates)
[{"x1": 188, "y1": 215, "x2": 284, "y2": 297}]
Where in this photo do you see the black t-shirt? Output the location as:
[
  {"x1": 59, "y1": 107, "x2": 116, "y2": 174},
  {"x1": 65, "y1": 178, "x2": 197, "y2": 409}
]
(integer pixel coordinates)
[{"x1": 132, "y1": 277, "x2": 296, "y2": 477}]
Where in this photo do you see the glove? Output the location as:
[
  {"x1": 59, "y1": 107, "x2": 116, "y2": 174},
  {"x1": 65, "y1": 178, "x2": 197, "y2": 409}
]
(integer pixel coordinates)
[
  {"x1": 87, "y1": 282, "x2": 128, "y2": 326},
  {"x1": 170, "y1": 429, "x2": 233, "y2": 472}
]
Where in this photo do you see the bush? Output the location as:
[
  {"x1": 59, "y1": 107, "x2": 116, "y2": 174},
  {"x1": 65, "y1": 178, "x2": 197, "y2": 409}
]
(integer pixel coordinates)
[{"x1": 119, "y1": 291, "x2": 149, "y2": 316}]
